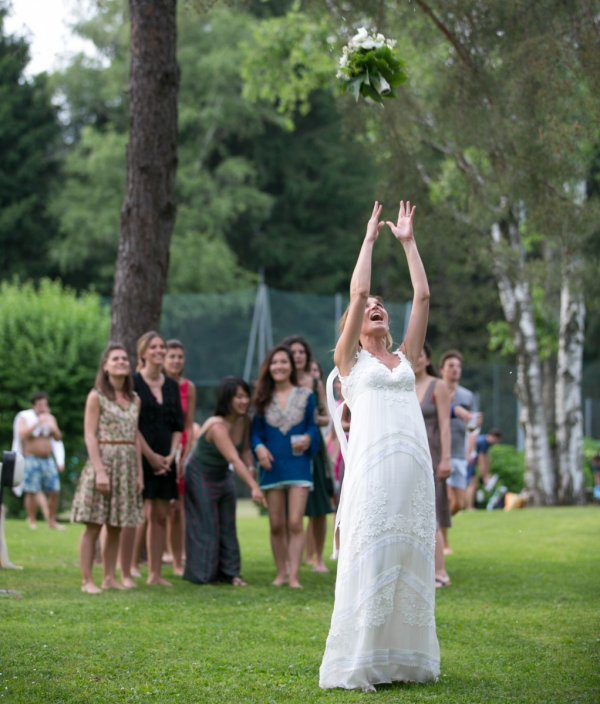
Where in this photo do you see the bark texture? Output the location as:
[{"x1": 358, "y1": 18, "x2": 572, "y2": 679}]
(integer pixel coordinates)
[
  {"x1": 555, "y1": 261, "x2": 586, "y2": 504},
  {"x1": 111, "y1": 0, "x2": 179, "y2": 360}
]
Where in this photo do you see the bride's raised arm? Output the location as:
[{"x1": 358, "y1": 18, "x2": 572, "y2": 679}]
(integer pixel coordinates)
[
  {"x1": 334, "y1": 201, "x2": 384, "y2": 376},
  {"x1": 385, "y1": 200, "x2": 430, "y2": 367}
]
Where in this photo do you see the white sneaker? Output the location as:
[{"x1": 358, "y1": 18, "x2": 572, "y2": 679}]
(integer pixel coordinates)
[{"x1": 485, "y1": 474, "x2": 499, "y2": 492}]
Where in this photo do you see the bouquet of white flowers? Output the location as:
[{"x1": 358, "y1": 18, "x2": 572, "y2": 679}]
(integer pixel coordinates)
[{"x1": 336, "y1": 27, "x2": 406, "y2": 104}]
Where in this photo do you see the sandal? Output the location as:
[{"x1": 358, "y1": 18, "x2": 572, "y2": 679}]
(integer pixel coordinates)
[{"x1": 232, "y1": 577, "x2": 248, "y2": 587}]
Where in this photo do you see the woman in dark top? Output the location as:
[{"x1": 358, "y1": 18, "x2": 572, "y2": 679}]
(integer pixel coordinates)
[
  {"x1": 184, "y1": 377, "x2": 264, "y2": 586},
  {"x1": 133, "y1": 331, "x2": 184, "y2": 586}
]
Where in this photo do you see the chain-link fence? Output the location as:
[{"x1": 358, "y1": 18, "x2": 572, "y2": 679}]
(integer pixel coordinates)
[
  {"x1": 160, "y1": 286, "x2": 411, "y2": 420},
  {"x1": 161, "y1": 287, "x2": 600, "y2": 448}
]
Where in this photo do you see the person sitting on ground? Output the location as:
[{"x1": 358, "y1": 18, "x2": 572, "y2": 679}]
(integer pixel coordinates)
[{"x1": 466, "y1": 428, "x2": 502, "y2": 509}]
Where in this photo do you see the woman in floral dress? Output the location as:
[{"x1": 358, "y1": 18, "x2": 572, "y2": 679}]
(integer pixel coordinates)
[{"x1": 72, "y1": 343, "x2": 144, "y2": 593}]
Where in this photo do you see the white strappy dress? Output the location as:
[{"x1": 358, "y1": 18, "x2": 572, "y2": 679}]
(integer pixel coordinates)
[{"x1": 320, "y1": 349, "x2": 440, "y2": 691}]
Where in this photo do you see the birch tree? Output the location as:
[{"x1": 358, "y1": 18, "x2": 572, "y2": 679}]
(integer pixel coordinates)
[{"x1": 245, "y1": 0, "x2": 600, "y2": 502}]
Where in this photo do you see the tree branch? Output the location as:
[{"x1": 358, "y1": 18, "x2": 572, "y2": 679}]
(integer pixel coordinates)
[{"x1": 414, "y1": 0, "x2": 475, "y2": 70}]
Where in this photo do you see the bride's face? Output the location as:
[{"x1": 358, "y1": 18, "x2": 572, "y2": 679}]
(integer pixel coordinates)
[{"x1": 361, "y1": 297, "x2": 389, "y2": 338}]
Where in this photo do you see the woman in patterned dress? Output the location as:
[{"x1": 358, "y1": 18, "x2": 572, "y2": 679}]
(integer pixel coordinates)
[
  {"x1": 251, "y1": 345, "x2": 321, "y2": 588},
  {"x1": 281, "y1": 336, "x2": 333, "y2": 573},
  {"x1": 72, "y1": 343, "x2": 144, "y2": 594}
]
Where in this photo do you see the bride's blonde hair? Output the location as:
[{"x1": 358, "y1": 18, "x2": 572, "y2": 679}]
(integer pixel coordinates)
[{"x1": 338, "y1": 295, "x2": 394, "y2": 350}]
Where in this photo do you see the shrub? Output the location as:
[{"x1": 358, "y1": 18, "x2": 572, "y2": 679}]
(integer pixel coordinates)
[
  {"x1": 583, "y1": 436, "x2": 600, "y2": 488},
  {"x1": 0, "y1": 280, "x2": 109, "y2": 512},
  {"x1": 489, "y1": 443, "x2": 525, "y2": 492}
]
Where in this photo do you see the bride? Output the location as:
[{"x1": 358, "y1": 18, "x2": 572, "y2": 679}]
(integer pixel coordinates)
[{"x1": 319, "y1": 200, "x2": 440, "y2": 691}]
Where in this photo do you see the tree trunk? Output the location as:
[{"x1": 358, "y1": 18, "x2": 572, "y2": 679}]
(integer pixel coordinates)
[
  {"x1": 555, "y1": 260, "x2": 586, "y2": 504},
  {"x1": 542, "y1": 357, "x2": 557, "y2": 471},
  {"x1": 110, "y1": 0, "x2": 179, "y2": 360},
  {"x1": 491, "y1": 222, "x2": 556, "y2": 504}
]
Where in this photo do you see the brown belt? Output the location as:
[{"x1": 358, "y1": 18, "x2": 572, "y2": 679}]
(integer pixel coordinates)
[{"x1": 98, "y1": 440, "x2": 135, "y2": 445}]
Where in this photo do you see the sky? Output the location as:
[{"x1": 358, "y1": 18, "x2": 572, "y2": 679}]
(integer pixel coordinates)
[{"x1": 4, "y1": 0, "x2": 95, "y2": 75}]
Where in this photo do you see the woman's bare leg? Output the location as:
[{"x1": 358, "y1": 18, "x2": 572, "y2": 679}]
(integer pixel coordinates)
[
  {"x1": 310, "y1": 515, "x2": 328, "y2": 572},
  {"x1": 131, "y1": 521, "x2": 146, "y2": 576},
  {"x1": 266, "y1": 489, "x2": 288, "y2": 585},
  {"x1": 102, "y1": 525, "x2": 124, "y2": 589},
  {"x1": 167, "y1": 498, "x2": 184, "y2": 576},
  {"x1": 146, "y1": 499, "x2": 171, "y2": 586},
  {"x1": 286, "y1": 487, "x2": 309, "y2": 588},
  {"x1": 80, "y1": 523, "x2": 102, "y2": 594},
  {"x1": 119, "y1": 526, "x2": 137, "y2": 587}
]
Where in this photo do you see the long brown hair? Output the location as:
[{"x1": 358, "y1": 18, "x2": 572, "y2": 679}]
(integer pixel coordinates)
[
  {"x1": 280, "y1": 335, "x2": 313, "y2": 373},
  {"x1": 338, "y1": 295, "x2": 393, "y2": 350},
  {"x1": 95, "y1": 343, "x2": 135, "y2": 401},
  {"x1": 252, "y1": 345, "x2": 298, "y2": 415},
  {"x1": 136, "y1": 330, "x2": 165, "y2": 371}
]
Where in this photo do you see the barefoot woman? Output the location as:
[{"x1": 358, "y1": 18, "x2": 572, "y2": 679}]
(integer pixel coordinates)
[{"x1": 72, "y1": 343, "x2": 144, "y2": 593}]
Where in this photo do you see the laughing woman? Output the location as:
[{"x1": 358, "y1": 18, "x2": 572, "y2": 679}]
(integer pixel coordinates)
[
  {"x1": 319, "y1": 201, "x2": 439, "y2": 691},
  {"x1": 184, "y1": 377, "x2": 264, "y2": 586},
  {"x1": 251, "y1": 345, "x2": 321, "y2": 588}
]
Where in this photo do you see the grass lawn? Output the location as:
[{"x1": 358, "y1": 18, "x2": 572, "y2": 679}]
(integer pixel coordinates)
[{"x1": 1, "y1": 506, "x2": 598, "y2": 703}]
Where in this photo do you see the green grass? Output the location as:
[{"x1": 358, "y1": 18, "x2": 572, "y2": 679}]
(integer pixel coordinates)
[{"x1": 1, "y1": 506, "x2": 598, "y2": 703}]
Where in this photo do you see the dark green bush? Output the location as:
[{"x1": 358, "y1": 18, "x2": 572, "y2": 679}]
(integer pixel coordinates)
[{"x1": 0, "y1": 280, "x2": 109, "y2": 513}]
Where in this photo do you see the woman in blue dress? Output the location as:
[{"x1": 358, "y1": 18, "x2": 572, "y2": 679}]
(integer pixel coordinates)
[{"x1": 251, "y1": 345, "x2": 320, "y2": 588}]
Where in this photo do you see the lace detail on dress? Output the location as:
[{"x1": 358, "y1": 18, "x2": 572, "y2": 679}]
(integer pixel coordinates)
[
  {"x1": 265, "y1": 386, "x2": 311, "y2": 435},
  {"x1": 341, "y1": 349, "x2": 415, "y2": 407},
  {"x1": 326, "y1": 569, "x2": 435, "y2": 646},
  {"x1": 320, "y1": 346, "x2": 439, "y2": 691}
]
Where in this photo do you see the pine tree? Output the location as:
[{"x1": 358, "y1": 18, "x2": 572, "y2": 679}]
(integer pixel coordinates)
[{"x1": 0, "y1": 5, "x2": 60, "y2": 280}]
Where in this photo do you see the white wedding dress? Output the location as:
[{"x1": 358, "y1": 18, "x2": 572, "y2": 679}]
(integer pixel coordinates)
[{"x1": 320, "y1": 349, "x2": 440, "y2": 691}]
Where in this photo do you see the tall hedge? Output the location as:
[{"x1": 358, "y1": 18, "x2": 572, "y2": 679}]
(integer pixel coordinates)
[{"x1": 0, "y1": 280, "x2": 109, "y2": 456}]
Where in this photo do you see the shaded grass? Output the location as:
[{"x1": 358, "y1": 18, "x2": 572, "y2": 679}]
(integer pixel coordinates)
[{"x1": 1, "y1": 507, "x2": 598, "y2": 703}]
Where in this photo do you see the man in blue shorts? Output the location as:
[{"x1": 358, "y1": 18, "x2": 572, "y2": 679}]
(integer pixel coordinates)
[{"x1": 14, "y1": 393, "x2": 65, "y2": 530}]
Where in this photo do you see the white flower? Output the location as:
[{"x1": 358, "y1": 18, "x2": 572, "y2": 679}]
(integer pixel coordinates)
[
  {"x1": 359, "y1": 38, "x2": 379, "y2": 50},
  {"x1": 348, "y1": 27, "x2": 368, "y2": 49}
]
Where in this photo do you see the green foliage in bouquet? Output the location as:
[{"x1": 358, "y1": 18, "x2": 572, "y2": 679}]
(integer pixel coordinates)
[{"x1": 337, "y1": 28, "x2": 407, "y2": 104}]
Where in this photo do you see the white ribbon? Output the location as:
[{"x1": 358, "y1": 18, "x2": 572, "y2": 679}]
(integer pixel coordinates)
[{"x1": 326, "y1": 367, "x2": 348, "y2": 463}]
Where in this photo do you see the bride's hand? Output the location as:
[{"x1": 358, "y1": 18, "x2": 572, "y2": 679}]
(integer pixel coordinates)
[
  {"x1": 365, "y1": 201, "x2": 385, "y2": 243},
  {"x1": 386, "y1": 200, "x2": 416, "y2": 243}
]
